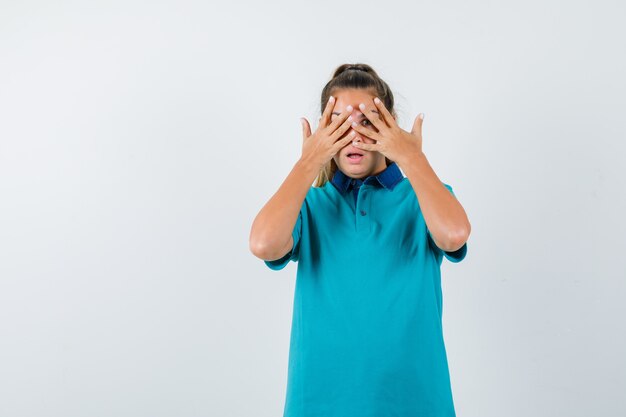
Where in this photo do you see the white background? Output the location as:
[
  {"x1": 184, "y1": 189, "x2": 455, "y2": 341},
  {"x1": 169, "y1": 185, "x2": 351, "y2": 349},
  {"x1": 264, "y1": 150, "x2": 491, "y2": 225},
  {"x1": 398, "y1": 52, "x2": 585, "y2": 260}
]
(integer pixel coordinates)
[{"x1": 1, "y1": 1, "x2": 625, "y2": 416}]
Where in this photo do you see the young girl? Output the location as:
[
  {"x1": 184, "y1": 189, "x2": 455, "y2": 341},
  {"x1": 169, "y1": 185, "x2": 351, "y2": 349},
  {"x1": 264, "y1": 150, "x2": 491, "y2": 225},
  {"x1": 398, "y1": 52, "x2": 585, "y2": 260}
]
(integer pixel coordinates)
[{"x1": 249, "y1": 63, "x2": 471, "y2": 417}]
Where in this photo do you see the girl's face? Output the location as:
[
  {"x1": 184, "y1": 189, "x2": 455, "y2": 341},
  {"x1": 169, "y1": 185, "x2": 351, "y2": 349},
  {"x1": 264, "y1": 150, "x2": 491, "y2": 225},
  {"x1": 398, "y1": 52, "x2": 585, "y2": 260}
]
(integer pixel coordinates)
[{"x1": 330, "y1": 88, "x2": 392, "y2": 179}]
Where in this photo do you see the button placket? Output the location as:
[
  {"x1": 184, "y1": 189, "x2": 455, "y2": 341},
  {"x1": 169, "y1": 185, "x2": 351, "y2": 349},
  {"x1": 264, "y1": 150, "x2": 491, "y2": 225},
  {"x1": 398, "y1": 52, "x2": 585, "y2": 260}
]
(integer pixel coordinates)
[{"x1": 355, "y1": 185, "x2": 371, "y2": 233}]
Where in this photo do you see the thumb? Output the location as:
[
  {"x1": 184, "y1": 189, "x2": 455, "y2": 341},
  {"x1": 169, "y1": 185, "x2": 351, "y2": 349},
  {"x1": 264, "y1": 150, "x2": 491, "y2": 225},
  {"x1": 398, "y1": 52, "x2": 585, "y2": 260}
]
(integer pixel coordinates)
[
  {"x1": 411, "y1": 113, "x2": 424, "y2": 136},
  {"x1": 300, "y1": 118, "x2": 311, "y2": 140}
]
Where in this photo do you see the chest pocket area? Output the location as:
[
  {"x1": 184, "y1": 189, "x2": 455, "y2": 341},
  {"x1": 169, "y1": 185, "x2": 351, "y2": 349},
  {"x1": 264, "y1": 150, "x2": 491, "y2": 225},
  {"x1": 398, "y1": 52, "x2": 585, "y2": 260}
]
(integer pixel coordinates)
[{"x1": 388, "y1": 210, "x2": 425, "y2": 260}]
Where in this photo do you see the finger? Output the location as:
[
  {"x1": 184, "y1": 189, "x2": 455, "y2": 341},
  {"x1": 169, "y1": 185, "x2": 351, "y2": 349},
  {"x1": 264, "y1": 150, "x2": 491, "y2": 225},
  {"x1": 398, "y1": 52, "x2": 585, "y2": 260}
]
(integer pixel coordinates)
[
  {"x1": 330, "y1": 114, "x2": 356, "y2": 141},
  {"x1": 372, "y1": 97, "x2": 396, "y2": 127},
  {"x1": 327, "y1": 104, "x2": 353, "y2": 133},
  {"x1": 300, "y1": 117, "x2": 311, "y2": 140},
  {"x1": 332, "y1": 134, "x2": 356, "y2": 153},
  {"x1": 352, "y1": 141, "x2": 378, "y2": 152},
  {"x1": 337, "y1": 130, "x2": 357, "y2": 144},
  {"x1": 319, "y1": 95, "x2": 335, "y2": 128},
  {"x1": 411, "y1": 113, "x2": 424, "y2": 136},
  {"x1": 358, "y1": 102, "x2": 387, "y2": 132},
  {"x1": 349, "y1": 122, "x2": 384, "y2": 142}
]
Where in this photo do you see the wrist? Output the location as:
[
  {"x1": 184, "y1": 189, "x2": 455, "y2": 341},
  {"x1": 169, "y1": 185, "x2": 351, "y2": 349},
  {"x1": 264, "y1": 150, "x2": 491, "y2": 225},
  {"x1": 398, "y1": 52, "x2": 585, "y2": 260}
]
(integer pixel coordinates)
[
  {"x1": 396, "y1": 149, "x2": 426, "y2": 168},
  {"x1": 295, "y1": 157, "x2": 323, "y2": 177}
]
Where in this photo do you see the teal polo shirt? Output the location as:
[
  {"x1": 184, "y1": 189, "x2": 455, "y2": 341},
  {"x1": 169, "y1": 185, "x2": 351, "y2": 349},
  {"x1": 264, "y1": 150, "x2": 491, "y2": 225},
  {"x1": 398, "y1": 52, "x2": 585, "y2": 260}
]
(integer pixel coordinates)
[{"x1": 264, "y1": 162, "x2": 468, "y2": 417}]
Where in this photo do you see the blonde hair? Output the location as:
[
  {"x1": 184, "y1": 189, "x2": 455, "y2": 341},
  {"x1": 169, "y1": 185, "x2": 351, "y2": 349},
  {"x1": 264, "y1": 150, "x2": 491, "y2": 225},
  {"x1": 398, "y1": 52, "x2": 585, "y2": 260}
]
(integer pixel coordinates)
[{"x1": 313, "y1": 63, "x2": 396, "y2": 188}]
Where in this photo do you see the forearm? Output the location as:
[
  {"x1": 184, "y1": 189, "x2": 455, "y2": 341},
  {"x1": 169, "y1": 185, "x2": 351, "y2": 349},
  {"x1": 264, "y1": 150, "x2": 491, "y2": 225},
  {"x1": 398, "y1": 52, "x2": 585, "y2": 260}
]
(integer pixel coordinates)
[
  {"x1": 249, "y1": 157, "x2": 320, "y2": 259},
  {"x1": 397, "y1": 151, "x2": 471, "y2": 251}
]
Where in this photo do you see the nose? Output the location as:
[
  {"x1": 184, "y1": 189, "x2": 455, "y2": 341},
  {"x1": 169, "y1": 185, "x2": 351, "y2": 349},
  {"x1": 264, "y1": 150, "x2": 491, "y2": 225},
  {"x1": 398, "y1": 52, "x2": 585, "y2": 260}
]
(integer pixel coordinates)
[
  {"x1": 351, "y1": 110, "x2": 363, "y2": 120},
  {"x1": 348, "y1": 110, "x2": 364, "y2": 132}
]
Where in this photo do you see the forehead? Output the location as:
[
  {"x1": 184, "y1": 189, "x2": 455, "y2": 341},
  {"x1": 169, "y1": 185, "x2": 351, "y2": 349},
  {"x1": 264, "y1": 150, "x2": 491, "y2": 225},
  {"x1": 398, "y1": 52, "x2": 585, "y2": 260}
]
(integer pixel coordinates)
[
  {"x1": 331, "y1": 89, "x2": 379, "y2": 115},
  {"x1": 332, "y1": 89, "x2": 376, "y2": 105}
]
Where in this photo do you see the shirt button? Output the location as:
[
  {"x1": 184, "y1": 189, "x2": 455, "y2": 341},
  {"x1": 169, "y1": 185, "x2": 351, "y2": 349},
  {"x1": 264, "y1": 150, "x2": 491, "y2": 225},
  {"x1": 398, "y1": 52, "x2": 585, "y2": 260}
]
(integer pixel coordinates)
[{"x1": 360, "y1": 210, "x2": 367, "y2": 216}]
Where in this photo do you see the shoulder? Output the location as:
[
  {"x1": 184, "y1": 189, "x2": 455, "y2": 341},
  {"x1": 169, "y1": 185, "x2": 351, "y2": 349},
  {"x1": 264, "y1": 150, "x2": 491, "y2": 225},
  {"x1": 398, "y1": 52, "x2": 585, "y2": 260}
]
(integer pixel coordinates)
[
  {"x1": 388, "y1": 177, "x2": 419, "y2": 207},
  {"x1": 308, "y1": 181, "x2": 340, "y2": 203},
  {"x1": 397, "y1": 178, "x2": 457, "y2": 201}
]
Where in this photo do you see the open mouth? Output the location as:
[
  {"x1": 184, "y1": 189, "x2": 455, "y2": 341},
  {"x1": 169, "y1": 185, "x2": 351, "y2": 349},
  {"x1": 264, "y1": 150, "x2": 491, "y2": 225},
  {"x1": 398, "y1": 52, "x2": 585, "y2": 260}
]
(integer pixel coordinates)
[{"x1": 346, "y1": 152, "x2": 364, "y2": 162}]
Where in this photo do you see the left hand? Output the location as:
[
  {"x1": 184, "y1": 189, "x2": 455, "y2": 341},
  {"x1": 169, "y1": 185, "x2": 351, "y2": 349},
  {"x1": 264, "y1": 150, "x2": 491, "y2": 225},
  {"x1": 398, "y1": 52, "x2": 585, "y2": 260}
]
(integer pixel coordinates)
[{"x1": 350, "y1": 97, "x2": 424, "y2": 166}]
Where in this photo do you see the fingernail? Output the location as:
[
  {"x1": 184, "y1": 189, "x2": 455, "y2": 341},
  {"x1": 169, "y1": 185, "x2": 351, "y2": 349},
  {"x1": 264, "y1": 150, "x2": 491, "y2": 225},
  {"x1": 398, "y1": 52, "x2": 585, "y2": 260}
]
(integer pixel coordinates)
[
  {"x1": 419, "y1": 113, "x2": 425, "y2": 119},
  {"x1": 359, "y1": 103, "x2": 366, "y2": 110},
  {"x1": 346, "y1": 105, "x2": 353, "y2": 112},
  {"x1": 374, "y1": 97, "x2": 381, "y2": 104},
  {"x1": 328, "y1": 96, "x2": 334, "y2": 103}
]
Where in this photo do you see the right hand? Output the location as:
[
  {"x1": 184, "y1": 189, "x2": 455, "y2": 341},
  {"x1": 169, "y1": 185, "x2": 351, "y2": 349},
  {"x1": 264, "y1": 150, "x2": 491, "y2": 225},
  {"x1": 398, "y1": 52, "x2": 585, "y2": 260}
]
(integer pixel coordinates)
[{"x1": 299, "y1": 96, "x2": 356, "y2": 169}]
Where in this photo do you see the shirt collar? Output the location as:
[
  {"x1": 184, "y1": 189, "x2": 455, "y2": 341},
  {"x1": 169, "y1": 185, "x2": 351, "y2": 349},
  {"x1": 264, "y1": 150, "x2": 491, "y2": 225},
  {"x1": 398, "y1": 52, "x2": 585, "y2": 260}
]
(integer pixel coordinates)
[{"x1": 330, "y1": 161, "x2": 404, "y2": 194}]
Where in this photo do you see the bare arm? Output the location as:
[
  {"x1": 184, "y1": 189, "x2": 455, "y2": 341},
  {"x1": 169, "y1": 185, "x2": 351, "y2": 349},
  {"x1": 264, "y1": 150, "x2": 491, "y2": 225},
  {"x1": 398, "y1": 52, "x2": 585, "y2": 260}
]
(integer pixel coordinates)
[
  {"x1": 249, "y1": 95, "x2": 355, "y2": 262},
  {"x1": 249, "y1": 157, "x2": 320, "y2": 261},
  {"x1": 399, "y1": 152, "x2": 471, "y2": 252},
  {"x1": 348, "y1": 99, "x2": 470, "y2": 253}
]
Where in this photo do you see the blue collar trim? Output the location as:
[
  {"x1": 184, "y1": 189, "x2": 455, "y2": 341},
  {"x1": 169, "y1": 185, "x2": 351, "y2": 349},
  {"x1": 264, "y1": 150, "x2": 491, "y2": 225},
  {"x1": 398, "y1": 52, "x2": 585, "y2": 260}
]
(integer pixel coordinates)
[{"x1": 330, "y1": 161, "x2": 404, "y2": 194}]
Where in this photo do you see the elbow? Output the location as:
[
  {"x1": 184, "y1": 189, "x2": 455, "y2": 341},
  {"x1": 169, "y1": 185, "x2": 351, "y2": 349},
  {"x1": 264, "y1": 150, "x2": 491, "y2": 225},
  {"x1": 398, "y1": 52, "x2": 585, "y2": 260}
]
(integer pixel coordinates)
[
  {"x1": 249, "y1": 222, "x2": 272, "y2": 259},
  {"x1": 443, "y1": 224, "x2": 471, "y2": 252},
  {"x1": 249, "y1": 235, "x2": 285, "y2": 261},
  {"x1": 249, "y1": 225, "x2": 264, "y2": 258},
  {"x1": 250, "y1": 220, "x2": 290, "y2": 260},
  {"x1": 460, "y1": 221, "x2": 471, "y2": 243},
  {"x1": 249, "y1": 236, "x2": 269, "y2": 259}
]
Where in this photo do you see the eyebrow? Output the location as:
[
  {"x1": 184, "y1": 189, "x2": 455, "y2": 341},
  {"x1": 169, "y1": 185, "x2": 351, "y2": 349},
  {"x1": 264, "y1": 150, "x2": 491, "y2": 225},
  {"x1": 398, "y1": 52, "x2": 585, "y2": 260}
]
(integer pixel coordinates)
[{"x1": 332, "y1": 110, "x2": 379, "y2": 116}]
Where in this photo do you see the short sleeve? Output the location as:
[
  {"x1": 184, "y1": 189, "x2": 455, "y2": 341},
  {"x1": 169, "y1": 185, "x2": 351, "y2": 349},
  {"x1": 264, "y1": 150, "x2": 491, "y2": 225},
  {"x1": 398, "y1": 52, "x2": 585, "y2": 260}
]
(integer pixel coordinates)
[
  {"x1": 426, "y1": 183, "x2": 468, "y2": 263},
  {"x1": 264, "y1": 209, "x2": 303, "y2": 271}
]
